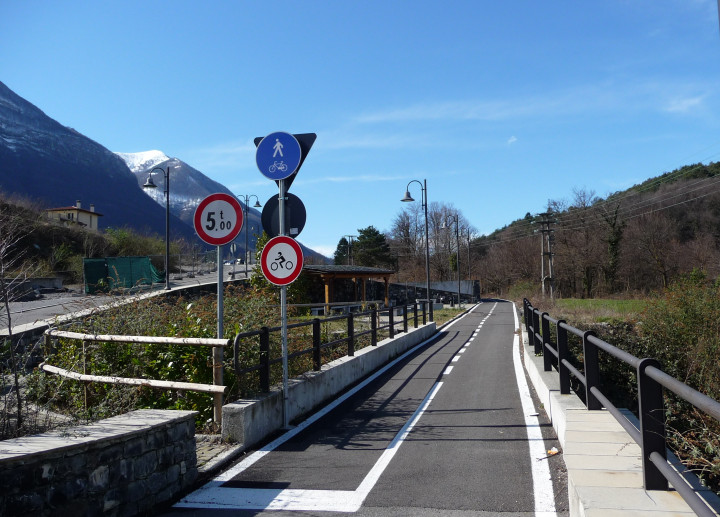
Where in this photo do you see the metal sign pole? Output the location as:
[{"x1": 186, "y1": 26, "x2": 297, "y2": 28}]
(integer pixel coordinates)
[
  {"x1": 217, "y1": 245, "x2": 224, "y2": 337},
  {"x1": 214, "y1": 245, "x2": 224, "y2": 423},
  {"x1": 193, "y1": 192, "x2": 243, "y2": 427},
  {"x1": 279, "y1": 179, "x2": 290, "y2": 428}
]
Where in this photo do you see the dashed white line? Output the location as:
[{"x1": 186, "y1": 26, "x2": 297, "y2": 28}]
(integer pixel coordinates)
[{"x1": 176, "y1": 307, "x2": 479, "y2": 512}]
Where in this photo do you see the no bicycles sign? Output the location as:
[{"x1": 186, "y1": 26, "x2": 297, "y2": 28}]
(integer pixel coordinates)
[{"x1": 260, "y1": 235, "x2": 303, "y2": 286}]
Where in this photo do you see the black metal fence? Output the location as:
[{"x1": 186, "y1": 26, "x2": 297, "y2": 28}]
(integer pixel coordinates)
[
  {"x1": 233, "y1": 302, "x2": 427, "y2": 394},
  {"x1": 523, "y1": 298, "x2": 720, "y2": 517}
]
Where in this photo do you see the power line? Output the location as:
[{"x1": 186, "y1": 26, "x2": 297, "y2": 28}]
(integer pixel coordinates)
[{"x1": 467, "y1": 161, "x2": 720, "y2": 249}]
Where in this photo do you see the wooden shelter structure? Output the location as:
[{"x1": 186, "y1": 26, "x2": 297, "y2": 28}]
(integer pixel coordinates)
[{"x1": 303, "y1": 264, "x2": 395, "y2": 313}]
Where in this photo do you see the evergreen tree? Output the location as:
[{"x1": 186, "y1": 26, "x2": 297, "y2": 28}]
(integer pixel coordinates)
[
  {"x1": 354, "y1": 226, "x2": 394, "y2": 269},
  {"x1": 333, "y1": 237, "x2": 350, "y2": 265}
]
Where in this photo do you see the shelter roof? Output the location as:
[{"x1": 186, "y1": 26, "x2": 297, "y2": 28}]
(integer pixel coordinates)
[{"x1": 303, "y1": 264, "x2": 395, "y2": 278}]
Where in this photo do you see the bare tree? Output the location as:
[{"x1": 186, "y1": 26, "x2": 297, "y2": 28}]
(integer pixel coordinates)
[
  {"x1": 0, "y1": 207, "x2": 34, "y2": 434},
  {"x1": 626, "y1": 212, "x2": 680, "y2": 289},
  {"x1": 388, "y1": 204, "x2": 424, "y2": 283},
  {"x1": 552, "y1": 188, "x2": 604, "y2": 298}
]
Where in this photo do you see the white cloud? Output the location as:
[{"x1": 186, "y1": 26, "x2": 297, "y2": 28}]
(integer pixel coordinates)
[
  {"x1": 295, "y1": 174, "x2": 406, "y2": 185},
  {"x1": 351, "y1": 81, "x2": 712, "y2": 126},
  {"x1": 184, "y1": 139, "x2": 257, "y2": 171},
  {"x1": 664, "y1": 95, "x2": 705, "y2": 113},
  {"x1": 354, "y1": 99, "x2": 534, "y2": 124},
  {"x1": 507, "y1": 136, "x2": 518, "y2": 145},
  {"x1": 319, "y1": 131, "x2": 432, "y2": 151},
  {"x1": 304, "y1": 244, "x2": 335, "y2": 258}
]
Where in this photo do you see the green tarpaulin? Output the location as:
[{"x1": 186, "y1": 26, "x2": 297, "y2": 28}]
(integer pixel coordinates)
[{"x1": 83, "y1": 256, "x2": 163, "y2": 294}]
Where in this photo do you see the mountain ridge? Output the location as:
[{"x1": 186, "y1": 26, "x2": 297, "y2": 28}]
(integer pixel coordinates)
[{"x1": 0, "y1": 81, "x2": 327, "y2": 261}]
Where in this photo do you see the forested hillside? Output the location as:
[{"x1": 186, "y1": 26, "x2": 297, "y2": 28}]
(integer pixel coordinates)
[{"x1": 474, "y1": 162, "x2": 720, "y2": 297}]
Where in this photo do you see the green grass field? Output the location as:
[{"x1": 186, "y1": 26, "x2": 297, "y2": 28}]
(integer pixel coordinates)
[
  {"x1": 547, "y1": 298, "x2": 648, "y2": 324},
  {"x1": 554, "y1": 298, "x2": 646, "y2": 313}
]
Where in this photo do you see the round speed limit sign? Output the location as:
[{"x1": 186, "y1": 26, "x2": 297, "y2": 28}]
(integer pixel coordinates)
[{"x1": 193, "y1": 193, "x2": 243, "y2": 246}]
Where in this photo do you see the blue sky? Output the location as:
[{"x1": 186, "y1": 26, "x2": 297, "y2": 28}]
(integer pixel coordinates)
[{"x1": 3, "y1": 1, "x2": 720, "y2": 257}]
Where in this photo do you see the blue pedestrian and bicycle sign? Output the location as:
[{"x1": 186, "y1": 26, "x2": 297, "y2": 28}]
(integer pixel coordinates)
[{"x1": 256, "y1": 131, "x2": 302, "y2": 180}]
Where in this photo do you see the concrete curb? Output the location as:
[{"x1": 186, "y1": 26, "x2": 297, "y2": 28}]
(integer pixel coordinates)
[
  {"x1": 517, "y1": 306, "x2": 719, "y2": 517},
  {"x1": 221, "y1": 322, "x2": 437, "y2": 448},
  {"x1": 201, "y1": 307, "x2": 471, "y2": 477}
]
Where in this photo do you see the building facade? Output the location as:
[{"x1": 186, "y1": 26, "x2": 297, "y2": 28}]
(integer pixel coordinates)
[{"x1": 46, "y1": 200, "x2": 103, "y2": 230}]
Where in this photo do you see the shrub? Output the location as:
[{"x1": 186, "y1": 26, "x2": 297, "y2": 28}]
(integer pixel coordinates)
[
  {"x1": 638, "y1": 271, "x2": 720, "y2": 492},
  {"x1": 28, "y1": 284, "x2": 279, "y2": 430}
]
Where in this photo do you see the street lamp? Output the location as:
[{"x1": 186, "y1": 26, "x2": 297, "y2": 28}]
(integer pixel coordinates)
[
  {"x1": 401, "y1": 179, "x2": 433, "y2": 322},
  {"x1": 143, "y1": 166, "x2": 171, "y2": 290},
  {"x1": 237, "y1": 194, "x2": 262, "y2": 277},
  {"x1": 442, "y1": 214, "x2": 461, "y2": 309},
  {"x1": 465, "y1": 227, "x2": 472, "y2": 296}
]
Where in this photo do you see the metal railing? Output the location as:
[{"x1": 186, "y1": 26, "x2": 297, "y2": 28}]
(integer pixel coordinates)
[
  {"x1": 523, "y1": 298, "x2": 720, "y2": 517},
  {"x1": 39, "y1": 301, "x2": 428, "y2": 425},
  {"x1": 42, "y1": 329, "x2": 231, "y2": 420},
  {"x1": 234, "y1": 301, "x2": 427, "y2": 393}
]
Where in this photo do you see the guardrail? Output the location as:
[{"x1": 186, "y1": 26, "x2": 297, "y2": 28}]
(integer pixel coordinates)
[
  {"x1": 40, "y1": 302, "x2": 428, "y2": 423},
  {"x1": 234, "y1": 301, "x2": 427, "y2": 393},
  {"x1": 523, "y1": 298, "x2": 720, "y2": 517},
  {"x1": 42, "y1": 330, "x2": 231, "y2": 420}
]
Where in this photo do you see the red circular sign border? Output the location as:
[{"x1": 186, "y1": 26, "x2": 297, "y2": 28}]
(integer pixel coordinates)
[
  {"x1": 260, "y1": 235, "x2": 304, "y2": 286},
  {"x1": 193, "y1": 193, "x2": 244, "y2": 246}
]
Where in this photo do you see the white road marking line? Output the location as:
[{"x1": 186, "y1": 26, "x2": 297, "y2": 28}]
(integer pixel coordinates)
[
  {"x1": 451, "y1": 355, "x2": 460, "y2": 362},
  {"x1": 443, "y1": 366, "x2": 454, "y2": 375},
  {"x1": 177, "y1": 382, "x2": 445, "y2": 512},
  {"x1": 176, "y1": 308, "x2": 478, "y2": 512},
  {"x1": 354, "y1": 381, "x2": 443, "y2": 500},
  {"x1": 511, "y1": 302, "x2": 557, "y2": 517}
]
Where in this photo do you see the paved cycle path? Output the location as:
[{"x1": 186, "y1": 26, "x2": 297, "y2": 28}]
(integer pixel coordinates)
[{"x1": 170, "y1": 301, "x2": 567, "y2": 516}]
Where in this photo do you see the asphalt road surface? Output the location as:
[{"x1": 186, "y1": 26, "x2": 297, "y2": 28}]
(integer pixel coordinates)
[
  {"x1": 163, "y1": 301, "x2": 569, "y2": 517},
  {"x1": 2, "y1": 270, "x2": 233, "y2": 333}
]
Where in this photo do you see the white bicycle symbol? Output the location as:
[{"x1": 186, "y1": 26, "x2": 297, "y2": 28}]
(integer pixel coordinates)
[{"x1": 268, "y1": 161, "x2": 288, "y2": 174}]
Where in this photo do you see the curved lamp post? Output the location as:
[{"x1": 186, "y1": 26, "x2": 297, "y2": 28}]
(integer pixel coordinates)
[
  {"x1": 237, "y1": 194, "x2": 262, "y2": 277},
  {"x1": 143, "y1": 166, "x2": 171, "y2": 290},
  {"x1": 401, "y1": 179, "x2": 433, "y2": 322},
  {"x1": 442, "y1": 213, "x2": 461, "y2": 309}
]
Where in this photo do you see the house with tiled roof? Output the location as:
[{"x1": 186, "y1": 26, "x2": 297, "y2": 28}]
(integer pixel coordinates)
[{"x1": 46, "y1": 200, "x2": 103, "y2": 231}]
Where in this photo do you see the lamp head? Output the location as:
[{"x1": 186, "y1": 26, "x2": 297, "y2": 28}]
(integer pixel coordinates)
[
  {"x1": 142, "y1": 175, "x2": 158, "y2": 189},
  {"x1": 401, "y1": 190, "x2": 414, "y2": 202},
  {"x1": 253, "y1": 200, "x2": 262, "y2": 208}
]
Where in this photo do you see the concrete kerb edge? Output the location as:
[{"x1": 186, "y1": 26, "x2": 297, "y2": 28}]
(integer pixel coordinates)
[
  {"x1": 221, "y1": 322, "x2": 438, "y2": 450},
  {"x1": 198, "y1": 304, "x2": 470, "y2": 479},
  {"x1": 516, "y1": 305, "x2": 718, "y2": 517}
]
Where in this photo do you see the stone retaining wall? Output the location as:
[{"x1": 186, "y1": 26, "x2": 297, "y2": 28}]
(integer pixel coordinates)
[{"x1": 0, "y1": 409, "x2": 198, "y2": 517}]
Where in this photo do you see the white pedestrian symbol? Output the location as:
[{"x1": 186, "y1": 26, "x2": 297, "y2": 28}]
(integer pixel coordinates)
[{"x1": 273, "y1": 138, "x2": 284, "y2": 158}]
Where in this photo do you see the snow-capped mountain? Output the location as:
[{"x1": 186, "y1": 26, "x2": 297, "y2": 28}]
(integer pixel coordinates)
[
  {"x1": 0, "y1": 80, "x2": 190, "y2": 237},
  {"x1": 118, "y1": 152, "x2": 265, "y2": 256},
  {"x1": 115, "y1": 150, "x2": 169, "y2": 173},
  {"x1": 0, "y1": 80, "x2": 325, "y2": 260}
]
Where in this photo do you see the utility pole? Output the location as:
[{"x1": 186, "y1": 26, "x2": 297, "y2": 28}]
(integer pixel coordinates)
[
  {"x1": 342, "y1": 235, "x2": 357, "y2": 265},
  {"x1": 536, "y1": 212, "x2": 556, "y2": 299}
]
